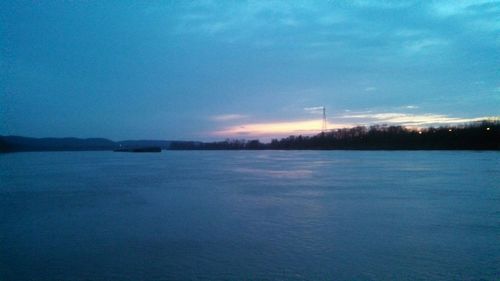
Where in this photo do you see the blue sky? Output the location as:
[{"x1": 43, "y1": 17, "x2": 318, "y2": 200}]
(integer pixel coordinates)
[{"x1": 1, "y1": 0, "x2": 499, "y2": 140}]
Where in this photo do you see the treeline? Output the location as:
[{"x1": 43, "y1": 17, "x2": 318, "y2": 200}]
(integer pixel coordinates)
[
  {"x1": 2, "y1": 120, "x2": 498, "y2": 152},
  {"x1": 170, "y1": 120, "x2": 499, "y2": 150},
  {"x1": 170, "y1": 139, "x2": 265, "y2": 150}
]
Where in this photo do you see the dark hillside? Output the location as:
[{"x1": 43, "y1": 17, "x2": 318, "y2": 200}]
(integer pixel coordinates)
[{"x1": 0, "y1": 136, "x2": 117, "y2": 152}]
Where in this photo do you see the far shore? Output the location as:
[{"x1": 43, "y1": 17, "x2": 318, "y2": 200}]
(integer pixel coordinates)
[{"x1": 1, "y1": 120, "x2": 498, "y2": 152}]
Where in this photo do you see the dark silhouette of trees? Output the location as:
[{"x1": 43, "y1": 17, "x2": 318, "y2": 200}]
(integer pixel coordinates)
[
  {"x1": 2, "y1": 120, "x2": 497, "y2": 152},
  {"x1": 170, "y1": 120, "x2": 499, "y2": 150},
  {"x1": 170, "y1": 139, "x2": 264, "y2": 150}
]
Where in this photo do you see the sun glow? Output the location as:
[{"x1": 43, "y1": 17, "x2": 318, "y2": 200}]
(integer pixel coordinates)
[
  {"x1": 211, "y1": 114, "x2": 499, "y2": 139},
  {"x1": 213, "y1": 119, "x2": 347, "y2": 138}
]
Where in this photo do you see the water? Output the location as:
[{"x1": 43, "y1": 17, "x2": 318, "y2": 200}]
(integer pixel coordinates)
[{"x1": 0, "y1": 151, "x2": 498, "y2": 280}]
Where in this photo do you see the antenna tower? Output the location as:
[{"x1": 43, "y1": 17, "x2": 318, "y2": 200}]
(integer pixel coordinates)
[{"x1": 322, "y1": 107, "x2": 327, "y2": 133}]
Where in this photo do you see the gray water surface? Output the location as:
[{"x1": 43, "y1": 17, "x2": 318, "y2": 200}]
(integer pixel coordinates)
[{"x1": 0, "y1": 151, "x2": 499, "y2": 280}]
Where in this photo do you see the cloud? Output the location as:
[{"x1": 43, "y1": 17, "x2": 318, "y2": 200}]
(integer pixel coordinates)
[
  {"x1": 394, "y1": 29, "x2": 428, "y2": 38},
  {"x1": 211, "y1": 111, "x2": 498, "y2": 139},
  {"x1": 351, "y1": 0, "x2": 417, "y2": 9},
  {"x1": 403, "y1": 38, "x2": 449, "y2": 55},
  {"x1": 304, "y1": 106, "x2": 325, "y2": 114},
  {"x1": 316, "y1": 14, "x2": 346, "y2": 26},
  {"x1": 341, "y1": 112, "x2": 496, "y2": 126},
  {"x1": 174, "y1": 1, "x2": 304, "y2": 36},
  {"x1": 171, "y1": 0, "x2": 497, "y2": 61},
  {"x1": 364, "y1": 86, "x2": 377, "y2": 92},
  {"x1": 211, "y1": 114, "x2": 248, "y2": 121},
  {"x1": 404, "y1": 105, "x2": 419, "y2": 109},
  {"x1": 430, "y1": 0, "x2": 500, "y2": 17},
  {"x1": 429, "y1": 0, "x2": 500, "y2": 34}
]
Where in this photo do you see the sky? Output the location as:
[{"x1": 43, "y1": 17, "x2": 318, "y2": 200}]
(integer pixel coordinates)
[{"x1": 1, "y1": 0, "x2": 499, "y2": 141}]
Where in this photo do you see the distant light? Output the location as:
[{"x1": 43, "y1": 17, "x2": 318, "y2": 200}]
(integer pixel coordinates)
[
  {"x1": 418, "y1": 131, "x2": 422, "y2": 134},
  {"x1": 486, "y1": 127, "x2": 490, "y2": 131},
  {"x1": 448, "y1": 129, "x2": 452, "y2": 132}
]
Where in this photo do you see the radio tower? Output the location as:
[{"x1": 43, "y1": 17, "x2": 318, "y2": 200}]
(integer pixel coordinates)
[{"x1": 322, "y1": 106, "x2": 327, "y2": 133}]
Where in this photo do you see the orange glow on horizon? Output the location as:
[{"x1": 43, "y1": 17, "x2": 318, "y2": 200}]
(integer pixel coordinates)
[
  {"x1": 213, "y1": 119, "x2": 349, "y2": 138},
  {"x1": 210, "y1": 114, "x2": 499, "y2": 139}
]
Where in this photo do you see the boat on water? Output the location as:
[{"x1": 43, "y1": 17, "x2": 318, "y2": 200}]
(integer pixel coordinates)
[{"x1": 113, "y1": 146, "x2": 161, "y2": 153}]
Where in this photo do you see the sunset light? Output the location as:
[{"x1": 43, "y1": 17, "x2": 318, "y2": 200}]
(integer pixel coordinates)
[{"x1": 213, "y1": 119, "x2": 343, "y2": 138}]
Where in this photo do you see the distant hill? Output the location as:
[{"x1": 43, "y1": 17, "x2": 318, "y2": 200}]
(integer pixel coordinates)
[
  {"x1": 0, "y1": 136, "x2": 196, "y2": 152},
  {"x1": 0, "y1": 136, "x2": 117, "y2": 152}
]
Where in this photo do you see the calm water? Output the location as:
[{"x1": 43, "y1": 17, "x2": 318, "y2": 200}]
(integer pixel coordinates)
[{"x1": 0, "y1": 151, "x2": 498, "y2": 280}]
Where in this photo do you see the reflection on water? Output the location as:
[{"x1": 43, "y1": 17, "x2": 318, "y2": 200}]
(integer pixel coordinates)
[
  {"x1": 234, "y1": 167, "x2": 314, "y2": 179},
  {"x1": 0, "y1": 151, "x2": 499, "y2": 280}
]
